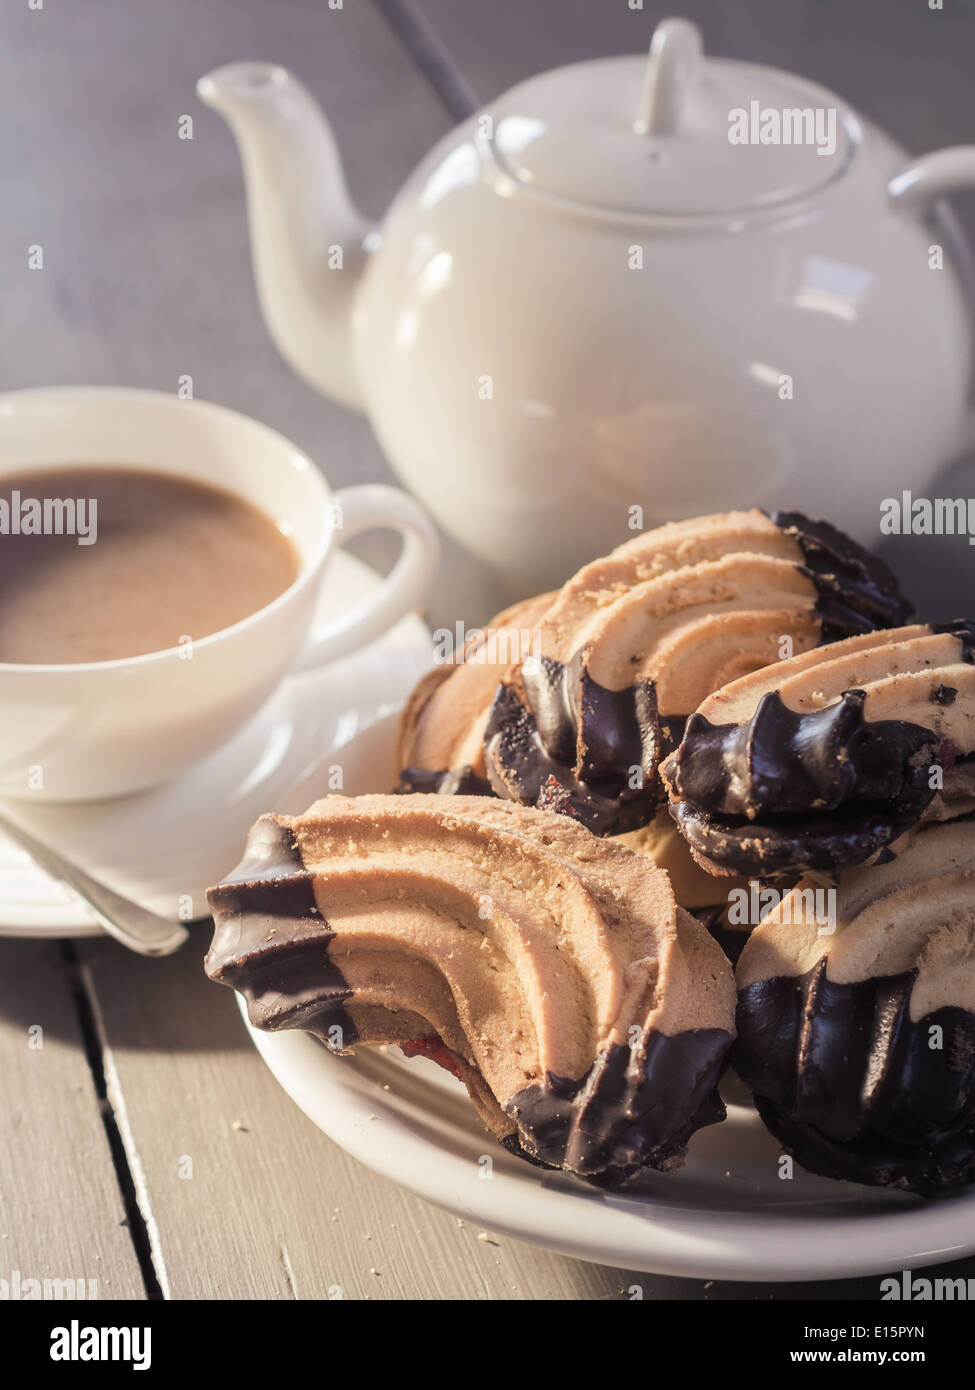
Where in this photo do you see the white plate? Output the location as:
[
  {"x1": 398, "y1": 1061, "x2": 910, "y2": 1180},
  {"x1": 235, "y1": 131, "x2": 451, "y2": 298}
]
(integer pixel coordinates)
[
  {"x1": 0, "y1": 550, "x2": 432, "y2": 935},
  {"x1": 241, "y1": 1005, "x2": 975, "y2": 1282}
]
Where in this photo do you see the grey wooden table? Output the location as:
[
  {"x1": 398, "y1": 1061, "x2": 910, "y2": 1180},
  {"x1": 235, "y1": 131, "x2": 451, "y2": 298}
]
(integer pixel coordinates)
[{"x1": 2, "y1": 0, "x2": 975, "y2": 1301}]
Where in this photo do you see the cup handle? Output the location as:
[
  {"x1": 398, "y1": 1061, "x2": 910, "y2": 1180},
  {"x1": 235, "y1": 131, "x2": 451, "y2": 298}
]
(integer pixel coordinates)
[{"x1": 291, "y1": 484, "x2": 439, "y2": 672}]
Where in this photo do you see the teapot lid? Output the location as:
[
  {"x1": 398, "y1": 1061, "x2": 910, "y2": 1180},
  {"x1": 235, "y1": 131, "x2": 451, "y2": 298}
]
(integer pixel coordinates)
[{"x1": 482, "y1": 19, "x2": 858, "y2": 219}]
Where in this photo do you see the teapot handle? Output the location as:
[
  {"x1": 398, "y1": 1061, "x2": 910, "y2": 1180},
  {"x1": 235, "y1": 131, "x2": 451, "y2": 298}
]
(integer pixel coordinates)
[
  {"x1": 888, "y1": 146, "x2": 975, "y2": 209},
  {"x1": 889, "y1": 147, "x2": 975, "y2": 475},
  {"x1": 945, "y1": 405, "x2": 975, "y2": 472}
]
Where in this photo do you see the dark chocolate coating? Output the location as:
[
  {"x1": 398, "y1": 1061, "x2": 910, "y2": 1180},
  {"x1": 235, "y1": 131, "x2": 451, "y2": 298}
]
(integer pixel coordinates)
[
  {"x1": 669, "y1": 690, "x2": 937, "y2": 820},
  {"x1": 483, "y1": 663, "x2": 662, "y2": 836},
  {"x1": 665, "y1": 688, "x2": 939, "y2": 875},
  {"x1": 505, "y1": 1029, "x2": 731, "y2": 1186},
  {"x1": 735, "y1": 960, "x2": 975, "y2": 1193},
  {"x1": 395, "y1": 765, "x2": 494, "y2": 797},
  {"x1": 768, "y1": 510, "x2": 915, "y2": 641},
  {"x1": 205, "y1": 819, "x2": 356, "y2": 1046},
  {"x1": 481, "y1": 512, "x2": 914, "y2": 837},
  {"x1": 671, "y1": 795, "x2": 931, "y2": 878}
]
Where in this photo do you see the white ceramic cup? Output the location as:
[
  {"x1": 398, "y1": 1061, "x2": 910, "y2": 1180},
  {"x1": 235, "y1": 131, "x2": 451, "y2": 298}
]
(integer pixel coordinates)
[{"x1": 0, "y1": 386, "x2": 439, "y2": 801}]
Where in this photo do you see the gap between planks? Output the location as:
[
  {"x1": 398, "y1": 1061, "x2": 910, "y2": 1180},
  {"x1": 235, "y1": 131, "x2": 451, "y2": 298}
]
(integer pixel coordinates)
[
  {"x1": 59, "y1": 941, "x2": 165, "y2": 1300},
  {"x1": 371, "y1": 0, "x2": 479, "y2": 118}
]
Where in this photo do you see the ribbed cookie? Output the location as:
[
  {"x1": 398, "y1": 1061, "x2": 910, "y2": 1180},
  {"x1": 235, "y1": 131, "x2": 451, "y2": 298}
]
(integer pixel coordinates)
[
  {"x1": 664, "y1": 620, "x2": 975, "y2": 878},
  {"x1": 734, "y1": 818, "x2": 975, "y2": 1194},
  {"x1": 396, "y1": 592, "x2": 553, "y2": 796},
  {"x1": 205, "y1": 793, "x2": 736, "y2": 1186}
]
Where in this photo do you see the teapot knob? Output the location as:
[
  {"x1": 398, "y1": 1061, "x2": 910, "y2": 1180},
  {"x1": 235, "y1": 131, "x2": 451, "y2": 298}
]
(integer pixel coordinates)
[{"x1": 635, "y1": 17, "x2": 703, "y2": 137}]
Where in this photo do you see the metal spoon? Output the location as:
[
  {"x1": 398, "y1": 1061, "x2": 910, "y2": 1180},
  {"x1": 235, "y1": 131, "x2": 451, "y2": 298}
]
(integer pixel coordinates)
[{"x1": 0, "y1": 804, "x2": 190, "y2": 957}]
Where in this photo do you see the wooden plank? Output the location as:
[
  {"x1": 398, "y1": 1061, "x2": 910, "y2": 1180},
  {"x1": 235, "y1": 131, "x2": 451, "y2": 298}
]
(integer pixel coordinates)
[
  {"x1": 372, "y1": 0, "x2": 478, "y2": 120},
  {"x1": 0, "y1": 940, "x2": 146, "y2": 1299},
  {"x1": 77, "y1": 935, "x2": 975, "y2": 1299},
  {"x1": 76, "y1": 935, "x2": 684, "y2": 1300}
]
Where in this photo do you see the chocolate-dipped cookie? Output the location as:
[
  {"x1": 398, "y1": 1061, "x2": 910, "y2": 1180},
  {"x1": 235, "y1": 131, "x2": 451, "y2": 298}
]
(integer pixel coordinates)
[
  {"x1": 735, "y1": 818, "x2": 975, "y2": 1193},
  {"x1": 664, "y1": 621, "x2": 975, "y2": 879},
  {"x1": 206, "y1": 794, "x2": 736, "y2": 1186},
  {"x1": 396, "y1": 592, "x2": 554, "y2": 796},
  {"x1": 472, "y1": 511, "x2": 908, "y2": 835}
]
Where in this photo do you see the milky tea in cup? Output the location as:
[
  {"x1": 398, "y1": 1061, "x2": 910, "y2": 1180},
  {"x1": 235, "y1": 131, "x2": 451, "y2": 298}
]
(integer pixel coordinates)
[{"x1": 0, "y1": 467, "x2": 299, "y2": 665}]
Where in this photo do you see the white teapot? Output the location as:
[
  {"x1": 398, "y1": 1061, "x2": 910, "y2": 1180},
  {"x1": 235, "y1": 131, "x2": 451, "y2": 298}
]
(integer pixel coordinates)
[{"x1": 199, "y1": 18, "x2": 975, "y2": 587}]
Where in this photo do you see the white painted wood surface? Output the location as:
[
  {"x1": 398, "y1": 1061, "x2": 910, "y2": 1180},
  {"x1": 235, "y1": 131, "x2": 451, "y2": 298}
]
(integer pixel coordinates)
[
  {"x1": 2, "y1": 0, "x2": 975, "y2": 1299},
  {"x1": 0, "y1": 941, "x2": 144, "y2": 1299}
]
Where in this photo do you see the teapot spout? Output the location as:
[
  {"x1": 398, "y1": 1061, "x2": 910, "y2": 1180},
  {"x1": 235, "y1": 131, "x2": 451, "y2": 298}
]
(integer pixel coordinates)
[{"x1": 198, "y1": 63, "x2": 374, "y2": 410}]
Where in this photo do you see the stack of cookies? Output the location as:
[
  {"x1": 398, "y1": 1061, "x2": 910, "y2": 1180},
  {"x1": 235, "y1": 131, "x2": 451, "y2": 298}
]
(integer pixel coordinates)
[{"x1": 206, "y1": 510, "x2": 975, "y2": 1195}]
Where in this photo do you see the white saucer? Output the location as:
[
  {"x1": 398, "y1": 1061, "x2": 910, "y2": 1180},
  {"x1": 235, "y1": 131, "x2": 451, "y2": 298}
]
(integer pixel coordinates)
[
  {"x1": 241, "y1": 1007, "x2": 975, "y2": 1282},
  {"x1": 0, "y1": 550, "x2": 432, "y2": 936}
]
